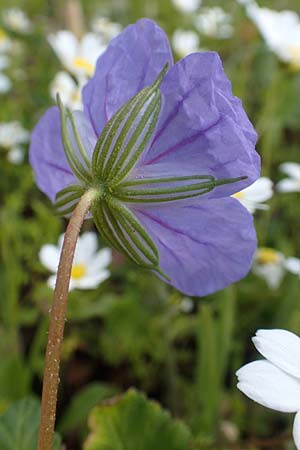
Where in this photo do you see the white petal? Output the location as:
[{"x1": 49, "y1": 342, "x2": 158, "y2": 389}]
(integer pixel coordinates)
[
  {"x1": 74, "y1": 232, "x2": 98, "y2": 263},
  {"x1": 48, "y1": 31, "x2": 78, "y2": 68},
  {"x1": 277, "y1": 179, "x2": 300, "y2": 193},
  {"x1": 279, "y1": 162, "x2": 300, "y2": 180},
  {"x1": 39, "y1": 244, "x2": 60, "y2": 272},
  {"x1": 87, "y1": 248, "x2": 112, "y2": 274},
  {"x1": 236, "y1": 360, "x2": 300, "y2": 412},
  {"x1": 293, "y1": 411, "x2": 300, "y2": 450},
  {"x1": 241, "y1": 177, "x2": 273, "y2": 202},
  {"x1": 47, "y1": 274, "x2": 57, "y2": 290},
  {"x1": 72, "y1": 270, "x2": 110, "y2": 289},
  {"x1": 285, "y1": 257, "x2": 300, "y2": 275},
  {"x1": 252, "y1": 260, "x2": 285, "y2": 289},
  {"x1": 0, "y1": 73, "x2": 11, "y2": 93},
  {"x1": 253, "y1": 329, "x2": 300, "y2": 379}
]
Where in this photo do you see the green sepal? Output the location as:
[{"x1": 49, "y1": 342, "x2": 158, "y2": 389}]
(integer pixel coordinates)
[
  {"x1": 91, "y1": 64, "x2": 168, "y2": 184},
  {"x1": 55, "y1": 184, "x2": 85, "y2": 216},
  {"x1": 57, "y1": 94, "x2": 92, "y2": 185},
  {"x1": 112, "y1": 175, "x2": 248, "y2": 203}
]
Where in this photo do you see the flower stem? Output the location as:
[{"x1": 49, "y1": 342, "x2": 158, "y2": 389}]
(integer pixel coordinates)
[{"x1": 38, "y1": 188, "x2": 97, "y2": 450}]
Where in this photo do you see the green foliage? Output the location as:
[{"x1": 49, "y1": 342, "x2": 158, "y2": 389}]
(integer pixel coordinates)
[
  {"x1": 0, "y1": 397, "x2": 61, "y2": 450},
  {"x1": 84, "y1": 389, "x2": 192, "y2": 450},
  {"x1": 0, "y1": 0, "x2": 300, "y2": 449},
  {"x1": 59, "y1": 382, "x2": 118, "y2": 435}
]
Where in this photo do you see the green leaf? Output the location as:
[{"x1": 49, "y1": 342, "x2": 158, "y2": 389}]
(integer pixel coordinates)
[
  {"x1": 84, "y1": 389, "x2": 192, "y2": 450},
  {"x1": 59, "y1": 382, "x2": 118, "y2": 434},
  {"x1": 0, "y1": 397, "x2": 61, "y2": 450}
]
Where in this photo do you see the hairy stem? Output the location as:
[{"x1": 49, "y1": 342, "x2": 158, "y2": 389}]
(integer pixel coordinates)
[{"x1": 38, "y1": 189, "x2": 97, "y2": 450}]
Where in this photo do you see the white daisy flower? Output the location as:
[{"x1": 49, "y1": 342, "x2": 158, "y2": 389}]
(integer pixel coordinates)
[
  {"x1": 232, "y1": 177, "x2": 273, "y2": 213},
  {"x1": 0, "y1": 73, "x2": 11, "y2": 93},
  {"x1": 171, "y1": 0, "x2": 202, "y2": 14},
  {"x1": 252, "y1": 248, "x2": 300, "y2": 288},
  {"x1": 172, "y1": 30, "x2": 200, "y2": 57},
  {"x1": 39, "y1": 232, "x2": 112, "y2": 291},
  {"x1": 2, "y1": 8, "x2": 32, "y2": 34},
  {"x1": 0, "y1": 121, "x2": 29, "y2": 147},
  {"x1": 0, "y1": 54, "x2": 11, "y2": 94},
  {"x1": 0, "y1": 121, "x2": 29, "y2": 162},
  {"x1": 237, "y1": 329, "x2": 300, "y2": 450},
  {"x1": 90, "y1": 17, "x2": 122, "y2": 41},
  {"x1": 194, "y1": 7, "x2": 234, "y2": 39},
  {"x1": 7, "y1": 146, "x2": 24, "y2": 164},
  {"x1": 48, "y1": 30, "x2": 105, "y2": 79},
  {"x1": 285, "y1": 257, "x2": 300, "y2": 276},
  {"x1": 0, "y1": 28, "x2": 12, "y2": 53},
  {"x1": 50, "y1": 71, "x2": 84, "y2": 110},
  {"x1": 277, "y1": 162, "x2": 300, "y2": 193},
  {"x1": 252, "y1": 247, "x2": 285, "y2": 289},
  {"x1": 243, "y1": 2, "x2": 300, "y2": 68}
]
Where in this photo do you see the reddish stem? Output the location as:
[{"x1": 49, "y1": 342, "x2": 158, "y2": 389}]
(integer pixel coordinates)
[{"x1": 38, "y1": 189, "x2": 97, "y2": 450}]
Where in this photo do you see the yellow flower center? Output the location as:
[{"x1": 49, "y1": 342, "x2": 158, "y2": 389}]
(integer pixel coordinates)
[
  {"x1": 71, "y1": 263, "x2": 87, "y2": 279},
  {"x1": 72, "y1": 57, "x2": 94, "y2": 75},
  {"x1": 256, "y1": 248, "x2": 279, "y2": 265},
  {"x1": 0, "y1": 29, "x2": 7, "y2": 43},
  {"x1": 289, "y1": 45, "x2": 300, "y2": 70},
  {"x1": 232, "y1": 191, "x2": 244, "y2": 200},
  {"x1": 71, "y1": 89, "x2": 81, "y2": 104}
]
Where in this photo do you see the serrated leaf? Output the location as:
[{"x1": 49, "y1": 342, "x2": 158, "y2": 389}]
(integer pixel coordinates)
[
  {"x1": 59, "y1": 382, "x2": 117, "y2": 434},
  {"x1": 0, "y1": 397, "x2": 61, "y2": 450},
  {"x1": 84, "y1": 389, "x2": 192, "y2": 450}
]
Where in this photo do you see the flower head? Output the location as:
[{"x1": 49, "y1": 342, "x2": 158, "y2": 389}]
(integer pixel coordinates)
[
  {"x1": 172, "y1": 30, "x2": 200, "y2": 57},
  {"x1": 243, "y1": 2, "x2": 300, "y2": 68},
  {"x1": 236, "y1": 329, "x2": 300, "y2": 450},
  {"x1": 232, "y1": 176, "x2": 273, "y2": 213},
  {"x1": 0, "y1": 121, "x2": 29, "y2": 163},
  {"x1": 30, "y1": 19, "x2": 260, "y2": 296},
  {"x1": 0, "y1": 54, "x2": 11, "y2": 94},
  {"x1": 194, "y1": 7, "x2": 233, "y2": 39},
  {"x1": 171, "y1": 0, "x2": 202, "y2": 14},
  {"x1": 48, "y1": 31, "x2": 105, "y2": 78},
  {"x1": 277, "y1": 162, "x2": 300, "y2": 193},
  {"x1": 2, "y1": 8, "x2": 32, "y2": 34},
  {"x1": 252, "y1": 247, "x2": 300, "y2": 288},
  {"x1": 39, "y1": 232, "x2": 111, "y2": 290},
  {"x1": 50, "y1": 71, "x2": 84, "y2": 110}
]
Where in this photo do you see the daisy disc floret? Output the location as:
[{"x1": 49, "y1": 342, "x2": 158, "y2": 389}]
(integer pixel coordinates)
[{"x1": 30, "y1": 19, "x2": 260, "y2": 296}]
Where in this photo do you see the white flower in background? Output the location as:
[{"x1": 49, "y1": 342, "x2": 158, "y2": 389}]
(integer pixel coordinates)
[
  {"x1": 0, "y1": 28, "x2": 12, "y2": 53},
  {"x1": 242, "y1": 2, "x2": 300, "y2": 68},
  {"x1": 252, "y1": 247, "x2": 285, "y2": 289},
  {"x1": 236, "y1": 329, "x2": 300, "y2": 450},
  {"x1": 252, "y1": 248, "x2": 300, "y2": 288},
  {"x1": 194, "y1": 7, "x2": 234, "y2": 39},
  {"x1": 171, "y1": 0, "x2": 202, "y2": 14},
  {"x1": 2, "y1": 8, "x2": 32, "y2": 34},
  {"x1": 232, "y1": 177, "x2": 273, "y2": 213},
  {"x1": 0, "y1": 54, "x2": 11, "y2": 93},
  {"x1": 285, "y1": 257, "x2": 300, "y2": 277},
  {"x1": 277, "y1": 162, "x2": 300, "y2": 193},
  {"x1": 39, "y1": 232, "x2": 112, "y2": 290},
  {"x1": 50, "y1": 71, "x2": 84, "y2": 110},
  {"x1": 180, "y1": 297, "x2": 194, "y2": 313},
  {"x1": 48, "y1": 31, "x2": 105, "y2": 79},
  {"x1": 0, "y1": 121, "x2": 29, "y2": 163},
  {"x1": 172, "y1": 30, "x2": 199, "y2": 57},
  {"x1": 7, "y1": 146, "x2": 24, "y2": 164},
  {"x1": 90, "y1": 17, "x2": 122, "y2": 41}
]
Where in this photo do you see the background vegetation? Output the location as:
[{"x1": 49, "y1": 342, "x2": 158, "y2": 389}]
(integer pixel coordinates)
[{"x1": 1, "y1": 0, "x2": 300, "y2": 449}]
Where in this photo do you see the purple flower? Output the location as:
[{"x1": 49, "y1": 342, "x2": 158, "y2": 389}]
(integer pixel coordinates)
[{"x1": 30, "y1": 19, "x2": 260, "y2": 296}]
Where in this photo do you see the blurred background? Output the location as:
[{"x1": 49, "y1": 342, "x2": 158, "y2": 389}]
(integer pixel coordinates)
[{"x1": 1, "y1": 0, "x2": 300, "y2": 448}]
